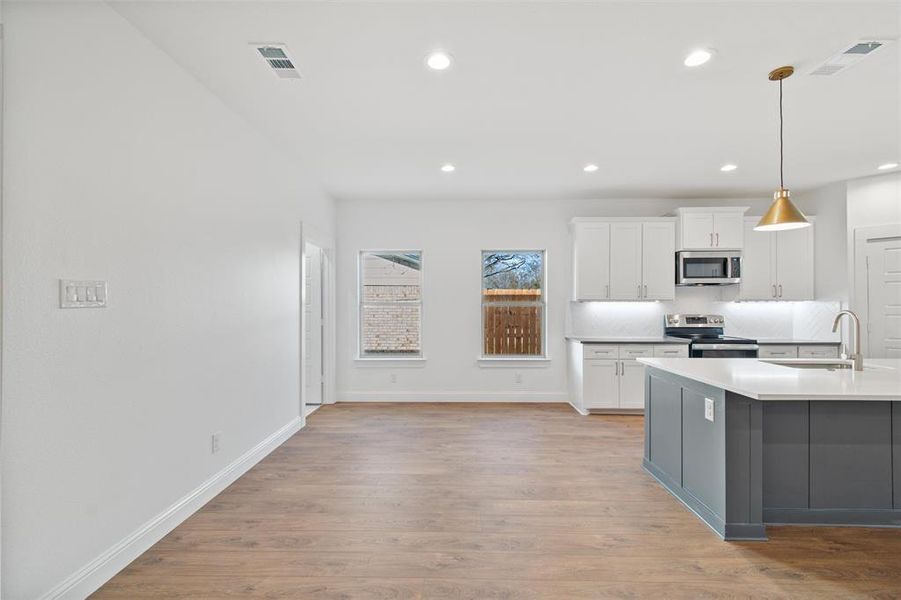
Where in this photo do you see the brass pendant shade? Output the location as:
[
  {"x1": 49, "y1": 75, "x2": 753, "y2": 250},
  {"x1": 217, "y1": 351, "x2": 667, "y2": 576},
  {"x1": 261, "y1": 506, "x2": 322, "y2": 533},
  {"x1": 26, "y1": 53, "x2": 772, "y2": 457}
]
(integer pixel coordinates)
[
  {"x1": 755, "y1": 188, "x2": 809, "y2": 231},
  {"x1": 755, "y1": 66, "x2": 810, "y2": 232}
]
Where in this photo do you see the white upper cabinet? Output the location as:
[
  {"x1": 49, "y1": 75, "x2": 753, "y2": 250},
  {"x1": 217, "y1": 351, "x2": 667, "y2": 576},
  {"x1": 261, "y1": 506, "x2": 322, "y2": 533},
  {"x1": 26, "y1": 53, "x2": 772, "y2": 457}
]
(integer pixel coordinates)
[
  {"x1": 675, "y1": 207, "x2": 749, "y2": 250},
  {"x1": 571, "y1": 219, "x2": 675, "y2": 301},
  {"x1": 573, "y1": 222, "x2": 611, "y2": 300},
  {"x1": 775, "y1": 224, "x2": 814, "y2": 300},
  {"x1": 712, "y1": 212, "x2": 745, "y2": 249},
  {"x1": 680, "y1": 212, "x2": 715, "y2": 249},
  {"x1": 641, "y1": 221, "x2": 676, "y2": 300},
  {"x1": 740, "y1": 219, "x2": 776, "y2": 300},
  {"x1": 609, "y1": 222, "x2": 643, "y2": 300},
  {"x1": 739, "y1": 217, "x2": 815, "y2": 300}
]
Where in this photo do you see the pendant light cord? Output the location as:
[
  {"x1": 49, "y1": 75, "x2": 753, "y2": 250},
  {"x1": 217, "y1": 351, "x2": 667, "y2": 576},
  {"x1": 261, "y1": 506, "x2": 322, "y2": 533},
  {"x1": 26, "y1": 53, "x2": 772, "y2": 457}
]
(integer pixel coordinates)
[{"x1": 779, "y1": 78, "x2": 784, "y2": 190}]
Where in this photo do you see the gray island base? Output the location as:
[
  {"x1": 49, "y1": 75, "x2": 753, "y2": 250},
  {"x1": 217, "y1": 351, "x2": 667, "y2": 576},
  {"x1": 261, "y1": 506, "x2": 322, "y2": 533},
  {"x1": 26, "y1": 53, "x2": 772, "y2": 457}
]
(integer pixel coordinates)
[{"x1": 641, "y1": 364, "x2": 901, "y2": 541}]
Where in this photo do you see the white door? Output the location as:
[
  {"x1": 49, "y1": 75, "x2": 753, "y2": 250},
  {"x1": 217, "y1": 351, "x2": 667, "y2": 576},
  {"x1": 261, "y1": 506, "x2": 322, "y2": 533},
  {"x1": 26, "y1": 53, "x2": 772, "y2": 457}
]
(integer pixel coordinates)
[
  {"x1": 609, "y1": 222, "x2": 642, "y2": 299},
  {"x1": 856, "y1": 228, "x2": 901, "y2": 357},
  {"x1": 775, "y1": 225, "x2": 814, "y2": 300},
  {"x1": 304, "y1": 243, "x2": 324, "y2": 405},
  {"x1": 681, "y1": 213, "x2": 714, "y2": 249},
  {"x1": 618, "y1": 360, "x2": 645, "y2": 409},
  {"x1": 740, "y1": 219, "x2": 775, "y2": 300},
  {"x1": 713, "y1": 212, "x2": 744, "y2": 249},
  {"x1": 583, "y1": 359, "x2": 619, "y2": 409},
  {"x1": 641, "y1": 222, "x2": 675, "y2": 300},
  {"x1": 573, "y1": 222, "x2": 610, "y2": 300}
]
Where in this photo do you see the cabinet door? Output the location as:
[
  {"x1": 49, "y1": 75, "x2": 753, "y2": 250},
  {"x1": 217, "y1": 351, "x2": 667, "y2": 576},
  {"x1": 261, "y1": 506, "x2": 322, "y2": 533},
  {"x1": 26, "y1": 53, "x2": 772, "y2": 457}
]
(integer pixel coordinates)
[
  {"x1": 775, "y1": 225, "x2": 814, "y2": 300},
  {"x1": 583, "y1": 359, "x2": 619, "y2": 409},
  {"x1": 619, "y1": 360, "x2": 646, "y2": 409},
  {"x1": 713, "y1": 212, "x2": 744, "y2": 249},
  {"x1": 758, "y1": 345, "x2": 799, "y2": 359},
  {"x1": 641, "y1": 222, "x2": 675, "y2": 300},
  {"x1": 798, "y1": 345, "x2": 839, "y2": 359},
  {"x1": 739, "y1": 218, "x2": 776, "y2": 300},
  {"x1": 609, "y1": 222, "x2": 643, "y2": 299},
  {"x1": 573, "y1": 223, "x2": 611, "y2": 300},
  {"x1": 681, "y1": 213, "x2": 714, "y2": 249}
]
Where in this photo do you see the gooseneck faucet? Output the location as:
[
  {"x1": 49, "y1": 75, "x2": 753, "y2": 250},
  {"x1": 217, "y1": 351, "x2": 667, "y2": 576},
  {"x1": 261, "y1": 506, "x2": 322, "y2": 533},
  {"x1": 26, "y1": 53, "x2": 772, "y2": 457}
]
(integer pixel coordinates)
[{"x1": 832, "y1": 310, "x2": 863, "y2": 371}]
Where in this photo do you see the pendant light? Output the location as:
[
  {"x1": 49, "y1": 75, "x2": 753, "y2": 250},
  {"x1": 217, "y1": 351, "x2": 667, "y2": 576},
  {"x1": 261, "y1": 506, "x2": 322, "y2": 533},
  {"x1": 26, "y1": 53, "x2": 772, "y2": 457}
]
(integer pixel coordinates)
[{"x1": 755, "y1": 66, "x2": 811, "y2": 232}]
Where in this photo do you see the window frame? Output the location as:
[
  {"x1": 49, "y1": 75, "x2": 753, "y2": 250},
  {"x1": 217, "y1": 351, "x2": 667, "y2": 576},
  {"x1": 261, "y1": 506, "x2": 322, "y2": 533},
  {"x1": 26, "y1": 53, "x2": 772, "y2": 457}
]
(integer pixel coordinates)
[
  {"x1": 357, "y1": 249, "x2": 425, "y2": 360},
  {"x1": 479, "y1": 249, "x2": 548, "y2": 361}
]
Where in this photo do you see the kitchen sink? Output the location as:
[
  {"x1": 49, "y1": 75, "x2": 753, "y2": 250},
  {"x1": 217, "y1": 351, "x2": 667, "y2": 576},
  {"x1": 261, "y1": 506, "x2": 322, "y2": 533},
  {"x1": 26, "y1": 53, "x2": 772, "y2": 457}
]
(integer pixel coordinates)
[{"x1": 760, "y1": 359, "x2": 894, "y2": 372}]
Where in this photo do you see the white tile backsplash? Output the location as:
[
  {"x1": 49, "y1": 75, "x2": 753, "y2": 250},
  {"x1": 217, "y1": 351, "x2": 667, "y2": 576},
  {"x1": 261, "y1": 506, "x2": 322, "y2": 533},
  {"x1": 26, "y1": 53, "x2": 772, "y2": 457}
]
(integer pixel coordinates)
[{"x1": 568, "y1": 288, "x2": 841, "y2": 342}]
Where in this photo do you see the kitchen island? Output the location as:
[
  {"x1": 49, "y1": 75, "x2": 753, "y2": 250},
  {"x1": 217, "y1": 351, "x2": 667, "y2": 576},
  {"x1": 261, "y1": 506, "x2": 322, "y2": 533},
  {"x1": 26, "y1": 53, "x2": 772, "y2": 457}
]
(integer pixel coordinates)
[{"x1": 637, "y1": 357, "x2": 901, "y2": 540}]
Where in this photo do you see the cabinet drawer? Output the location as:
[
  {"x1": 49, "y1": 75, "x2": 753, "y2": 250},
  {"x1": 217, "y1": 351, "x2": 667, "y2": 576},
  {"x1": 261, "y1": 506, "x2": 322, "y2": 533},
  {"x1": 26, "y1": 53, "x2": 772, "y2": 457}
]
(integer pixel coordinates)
[
  {"x1": 620, "y1": 345, "x2": 655, "y2": 358},
  {"x1": 759, "y1": 346, "x2": 799, "y2": 359},
  {"x1": 653, "y1": 345, "x2": 688, "y2": 358},
  {"x1": 583, "y1": 345, "x2": 619, "y2": 359},
  {"x1": 799, "y1": 345, "x2": 839, "y2": 359}
]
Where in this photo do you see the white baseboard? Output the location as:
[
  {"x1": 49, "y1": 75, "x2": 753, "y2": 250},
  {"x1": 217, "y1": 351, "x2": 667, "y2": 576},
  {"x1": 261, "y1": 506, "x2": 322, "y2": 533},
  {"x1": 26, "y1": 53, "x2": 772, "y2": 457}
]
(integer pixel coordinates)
[
  {"x1": 40, "y1": 417, "x2": 305, "y2": 600},
  {"x1": 337, "y1": 390, "x2": 568, "y2": 403}
]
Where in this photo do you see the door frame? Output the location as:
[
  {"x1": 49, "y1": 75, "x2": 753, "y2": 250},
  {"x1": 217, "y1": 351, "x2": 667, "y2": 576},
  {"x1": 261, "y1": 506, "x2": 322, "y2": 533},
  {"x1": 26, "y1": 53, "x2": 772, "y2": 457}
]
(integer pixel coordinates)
[
  {"x1": 300, "y1": 222, "x2": 335, "y2": 422},
  {"x1": 853, "y1": 223, "x2": 901, "y2": 356}
]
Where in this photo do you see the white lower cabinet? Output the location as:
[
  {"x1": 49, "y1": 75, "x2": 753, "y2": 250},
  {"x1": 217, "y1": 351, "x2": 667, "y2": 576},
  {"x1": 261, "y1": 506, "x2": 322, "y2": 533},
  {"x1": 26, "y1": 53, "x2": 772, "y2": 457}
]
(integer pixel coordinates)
[
  {"x1": 580, "y1": 344, "x2": 672, "y2": 411},
  {"x1": 619, "y1": 360, "x2": 647, "y2": 409},
  {"x1": 798, "y1": 345, "x2": 840, "y2": 359},
  {"x1": 759, "y1": 344, "x2": 840, "y2": 359},
  {"x1": 758, "y1": 345, "x2": 799, "y2": 359},
  {"x1": 583, "y1": 359, "x2": 619, "y2": 409}
]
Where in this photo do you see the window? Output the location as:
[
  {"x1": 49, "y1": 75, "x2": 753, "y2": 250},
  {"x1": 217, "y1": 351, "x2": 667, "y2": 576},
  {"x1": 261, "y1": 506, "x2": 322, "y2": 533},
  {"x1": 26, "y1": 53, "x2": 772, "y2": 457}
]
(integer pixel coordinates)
[
  {"x1": 359, "y1": 251, "x2": 422, "y2": 358},
  {"x1": 481, "y1": 251, "x2": 545, "y2": 357}
]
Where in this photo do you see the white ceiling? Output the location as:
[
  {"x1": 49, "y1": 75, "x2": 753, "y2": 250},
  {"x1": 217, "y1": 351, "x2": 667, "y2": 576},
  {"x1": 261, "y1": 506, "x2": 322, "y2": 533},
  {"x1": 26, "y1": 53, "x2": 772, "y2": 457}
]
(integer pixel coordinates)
[{"x1": 111, "y1": 1, "x2": 900, "y2": 201}]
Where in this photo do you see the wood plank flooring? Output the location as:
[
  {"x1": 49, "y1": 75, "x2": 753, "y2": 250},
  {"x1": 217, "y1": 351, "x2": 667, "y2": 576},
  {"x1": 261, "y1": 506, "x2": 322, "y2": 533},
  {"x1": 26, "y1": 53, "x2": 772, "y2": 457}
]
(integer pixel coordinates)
[{"x1": 94, "y1": 403, "x2": 901, "y2": 599}]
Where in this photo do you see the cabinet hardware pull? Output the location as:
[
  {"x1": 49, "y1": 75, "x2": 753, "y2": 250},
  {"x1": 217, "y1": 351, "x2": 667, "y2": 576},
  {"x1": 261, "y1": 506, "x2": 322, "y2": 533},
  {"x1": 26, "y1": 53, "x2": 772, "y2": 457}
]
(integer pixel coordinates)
[
  {"x1": 709, "y1": 233, "x2": 714, "y2": 246},
  {"x1": 716, "y1": 232, "x2": 719, "y2": 246},
  {"x1": 638, "y1": 284, "x2": 641, "y2": 298},
  {"x1": 605, "y1": 284, "x2": 609, "y2": 298},
  {"x1": 778, "y1": 284, "x2": 783, "y2": 298},
  {"x1": 644, "y1": 284, "x2": 648, "y2": 298},
  {"x1": 772, "y1": 284, "x2": 777, "y2": 298}
]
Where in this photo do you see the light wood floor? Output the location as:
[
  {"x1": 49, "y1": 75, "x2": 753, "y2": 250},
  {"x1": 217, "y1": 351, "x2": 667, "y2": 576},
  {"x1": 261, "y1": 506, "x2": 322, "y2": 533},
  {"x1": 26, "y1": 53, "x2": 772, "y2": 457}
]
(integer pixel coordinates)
[{"x1": 94, "y1": 403, "x2": 901, "y2": 599}]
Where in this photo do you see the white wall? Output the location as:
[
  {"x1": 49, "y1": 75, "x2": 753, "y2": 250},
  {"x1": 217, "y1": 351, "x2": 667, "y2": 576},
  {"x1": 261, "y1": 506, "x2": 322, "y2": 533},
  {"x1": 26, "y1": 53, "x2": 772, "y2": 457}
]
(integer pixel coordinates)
[
  {"x1": 336, "y1": 195, "x2": 843, "y2": 401},
  {"x1": 847, "y1": 171, "x2": 901, "y2": 309},
  {"x1": 1, "y1": 2, "x2": 334, "y2": 598}
]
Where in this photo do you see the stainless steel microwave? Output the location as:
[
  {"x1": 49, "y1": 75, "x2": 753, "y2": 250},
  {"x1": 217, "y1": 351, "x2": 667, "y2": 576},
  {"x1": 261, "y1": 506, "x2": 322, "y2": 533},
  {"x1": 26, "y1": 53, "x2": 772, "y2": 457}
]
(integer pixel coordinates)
[{"x1": 675, "y1": 251, "x2": 742, "y2": 286}]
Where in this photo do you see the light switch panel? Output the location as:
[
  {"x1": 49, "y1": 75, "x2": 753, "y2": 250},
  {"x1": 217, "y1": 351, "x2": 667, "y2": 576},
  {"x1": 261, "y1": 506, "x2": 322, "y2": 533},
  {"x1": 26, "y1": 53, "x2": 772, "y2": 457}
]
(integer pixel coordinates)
[
  {"x1": 60, "y1": 280, "x2": 107, "y2": 308},
  {"x1": 704, "y1": 397, "x2": 715, "y2": 422}
]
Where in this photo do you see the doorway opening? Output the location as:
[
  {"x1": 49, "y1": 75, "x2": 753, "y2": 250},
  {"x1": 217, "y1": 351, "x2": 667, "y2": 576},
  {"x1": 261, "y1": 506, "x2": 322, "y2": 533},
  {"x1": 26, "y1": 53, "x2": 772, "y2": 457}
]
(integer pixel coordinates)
[{"x1": 303, "y1": 241, "x2": 327, "y2": 416}]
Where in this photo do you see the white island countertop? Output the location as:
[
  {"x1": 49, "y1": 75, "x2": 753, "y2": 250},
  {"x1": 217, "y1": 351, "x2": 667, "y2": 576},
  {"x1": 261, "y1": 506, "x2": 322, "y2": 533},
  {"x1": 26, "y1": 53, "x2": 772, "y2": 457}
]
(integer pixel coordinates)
[{"x1": 636, "y1": 357, "x2": 901, "y2": 401}]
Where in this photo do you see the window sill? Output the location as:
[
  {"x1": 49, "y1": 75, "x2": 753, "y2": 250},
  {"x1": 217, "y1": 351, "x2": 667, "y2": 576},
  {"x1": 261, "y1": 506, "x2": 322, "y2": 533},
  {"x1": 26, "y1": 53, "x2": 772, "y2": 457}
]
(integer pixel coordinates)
[
  {"x1": 477, "y1": 357, "x2": 551, "y2": 368},
  {"x1": 354, "y1": 356, "x2": 427, "y2": 368}
]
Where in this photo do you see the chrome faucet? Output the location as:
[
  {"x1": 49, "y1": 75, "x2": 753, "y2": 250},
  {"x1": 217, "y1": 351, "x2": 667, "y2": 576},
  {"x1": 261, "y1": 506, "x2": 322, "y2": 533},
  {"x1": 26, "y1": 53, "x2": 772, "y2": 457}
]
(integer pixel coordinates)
[{"x1": 832, "y1": 310, "x2": 863, "y2": 371}]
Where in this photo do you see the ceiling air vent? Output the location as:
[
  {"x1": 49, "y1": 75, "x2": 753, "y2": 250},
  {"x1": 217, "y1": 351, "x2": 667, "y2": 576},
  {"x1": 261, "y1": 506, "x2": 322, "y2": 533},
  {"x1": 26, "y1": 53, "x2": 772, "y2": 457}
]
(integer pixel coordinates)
[
  {"x1": 809, "y1": 39, "x2": 890, "y2": 76},
  {"x1": 253, "y1": 44, "x2": 301, "y2": 79}
]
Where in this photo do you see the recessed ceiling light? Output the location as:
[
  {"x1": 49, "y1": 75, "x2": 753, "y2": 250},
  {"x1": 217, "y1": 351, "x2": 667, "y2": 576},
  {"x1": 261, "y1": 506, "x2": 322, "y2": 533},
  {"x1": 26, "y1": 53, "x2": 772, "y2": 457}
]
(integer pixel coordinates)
[
  {"x1": 583, "y1": 164, "x2": 599, "y2": 173},
  {"x1": 426, "y1": 51, "x2": 452, "y2": 71},
  {"x1": 440, "y1": 163, "x2": 456, "y2": 173},
  {"x1": 720, "y1": 164, "x2": 738, "y2": 172},
  {"x1": 684, "y1": 48, "x2": 714, "y2": 67},
  {"x1": 877, "y1": 162, "x2": 898, "y2": 170}
]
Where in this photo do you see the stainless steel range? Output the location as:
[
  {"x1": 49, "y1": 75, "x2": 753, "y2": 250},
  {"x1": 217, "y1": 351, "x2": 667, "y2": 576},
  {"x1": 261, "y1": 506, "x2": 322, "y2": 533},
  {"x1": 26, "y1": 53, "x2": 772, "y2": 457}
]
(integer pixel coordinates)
[{"x1": 664, "y1": 314, "x2": 759, "y2": 358}]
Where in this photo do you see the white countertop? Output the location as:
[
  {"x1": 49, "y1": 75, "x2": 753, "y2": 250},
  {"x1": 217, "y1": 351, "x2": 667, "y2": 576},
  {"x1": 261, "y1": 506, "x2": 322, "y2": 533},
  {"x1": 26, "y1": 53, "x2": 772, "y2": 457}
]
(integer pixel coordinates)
[
  {"x1": 637, "y1": 357, "x2": 901, "y2": 401},
  {"x1": 566, "y1": 336, "x2": 690, "y2": 344}
]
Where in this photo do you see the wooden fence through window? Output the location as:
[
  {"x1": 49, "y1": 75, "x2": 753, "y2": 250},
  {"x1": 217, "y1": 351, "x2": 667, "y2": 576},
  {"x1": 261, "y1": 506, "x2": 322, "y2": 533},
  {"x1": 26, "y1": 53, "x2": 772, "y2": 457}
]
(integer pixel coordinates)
[{"x1": 482, "y1": 289, "x2": 543, "y2": 356}]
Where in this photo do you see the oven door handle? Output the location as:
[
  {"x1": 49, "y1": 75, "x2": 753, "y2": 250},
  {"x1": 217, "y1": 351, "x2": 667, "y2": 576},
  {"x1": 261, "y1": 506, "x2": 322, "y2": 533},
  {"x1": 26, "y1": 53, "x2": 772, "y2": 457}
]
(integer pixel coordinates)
[{"x1": 692, "y1": 344, "x2": 759, "y2": 351}]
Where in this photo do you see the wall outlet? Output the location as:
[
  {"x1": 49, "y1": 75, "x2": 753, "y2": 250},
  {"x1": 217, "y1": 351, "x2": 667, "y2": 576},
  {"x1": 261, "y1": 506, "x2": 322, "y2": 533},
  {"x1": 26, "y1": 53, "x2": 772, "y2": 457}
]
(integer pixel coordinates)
[
  {"x1": 211, "y1": 431, "x2": 222, "y2": 454},
  {"x1": 390, "y1": 373, "x2": 397, "y2": 384},
  {"x1": 514, "y1": 372, "x2": 523, "y2": 384},
  {"x1": 704, "y1": 398, "x2": 715, "y2": 422}
]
